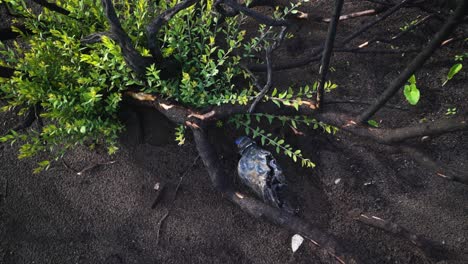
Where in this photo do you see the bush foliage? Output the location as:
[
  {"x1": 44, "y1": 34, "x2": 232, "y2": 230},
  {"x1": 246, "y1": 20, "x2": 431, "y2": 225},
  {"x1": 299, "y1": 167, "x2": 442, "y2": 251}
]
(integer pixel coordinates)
[{"x1": 0, "y1": 0, "x2": 330, "y2": 172}]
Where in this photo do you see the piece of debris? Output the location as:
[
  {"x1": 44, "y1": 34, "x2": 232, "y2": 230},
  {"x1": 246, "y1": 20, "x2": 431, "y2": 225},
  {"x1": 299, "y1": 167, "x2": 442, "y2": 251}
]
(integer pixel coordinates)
[
  {"x1": 153, "y1": 182, "x2": 160, "y2": 191},
  {"x1": 334, "y1": 178, "x2": 341, "y2": 185},
  {"x1": 151, "y1": 182, "x2": 166, "y2": 209},
  {"x1": 363, "y1": 181, "x2": 373, "y2": 186},
  {"x1": 291, "y1": 234, "x2": 304, "y2": 253},
  {"x1": 76, "y1": 160, "x2": 116, "y2": 175}
]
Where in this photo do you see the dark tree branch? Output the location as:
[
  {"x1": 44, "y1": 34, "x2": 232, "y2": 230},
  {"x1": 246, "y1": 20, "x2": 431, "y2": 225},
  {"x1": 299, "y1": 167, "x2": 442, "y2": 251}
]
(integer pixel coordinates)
[
  {"x1": 80, "y1": 32, "x2": 116, "y2": 45},
  {"x1": 219, "y1": 0, "x2": 290, "y2": 27},
  {"x1": 123, "y1": 91, "x2": 317, "y2": 125},
  {"x1": 248, "y1": 27, "x2": 287, "y2": 113},
  {"x1": 357, "y1": 0, "x2": 468, "y2": 123},
  {"x1": 318, "y1": 112, "x2": 468, "y2": 144},
  {"x1": 146, "y1": 0, "x2": 198, "y2": 61},
  {"x1": 31, "y1": 0, "x2": 70, "y2": 16},
  {"x1": 400, "y1": 146, "x2": 468, "y2": 184},
  {"x1": 101, "y1": 0, "x2": 153, "y2": 76},
  {"x1": 191, "y1": 128, "x2": 358, "y2": 263},
  {"x1": 316, "y1": 0, "x2": 344, "y2": 108},
  {"x1": 0, "y1": 25, "x2": 30, "y2": 40},
  {"x1": 11, "y1": 104, "x2": 42, "y2": 132},
  {"x1": 349, "y1": 209, "x2": 445, "y2": 258},
  {"x1": 248, "y1": 47, "x2": 273, "y2": 113},
  {"x1": 0, "y1": 66, "x2": 15, "y2": 78}
]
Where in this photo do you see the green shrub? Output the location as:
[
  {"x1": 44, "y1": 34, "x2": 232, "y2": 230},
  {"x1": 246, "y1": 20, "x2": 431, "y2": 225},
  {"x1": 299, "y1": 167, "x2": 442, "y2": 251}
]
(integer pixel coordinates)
[{"x1": 0, "y1": 0, "x2": 324, "y2": 172}]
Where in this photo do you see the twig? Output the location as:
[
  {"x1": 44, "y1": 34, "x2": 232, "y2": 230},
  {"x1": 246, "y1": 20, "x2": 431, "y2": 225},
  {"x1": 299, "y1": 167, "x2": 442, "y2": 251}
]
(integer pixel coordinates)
[
  {"x1": 156, "y1": 209, "x2": 170, "y2": 245},
  {"x1": 248, "y1": 48, "x2": 273, "y2": 113},
  {"x1": 322, "y1": 8, "x2": 385, "y2": 22},
  {"x1": 62, "y1": 157, "x2": 78, "y2": 173},
  {"x1": 146, "y1": 0, "x2": 198, "y2": 60},
  {"x1": 248, "y1": 26, "x2": 287, "y2": 113},
  {"x1": 316, "y1": 0, "x2": 344, "y2": 108},
  {"x1": 173, "y1": 155, "x2": 200, "y2": 201},
  {"x1": 350, "y1": 209, "x2": 443, "y2": 257},
  {"x1": 400, "y1": 146, "x2": 468, "y2": 184},
  {"x1": 76, "y1": 160, "x2": 117, "y2": 175},
  {"x1": 340, "y1": 0, "x2": 412, "y2": 46},
  {"x1": 1, "y1": 177, "x2": 8, "y2": 202},
  {"x1": 357, "y1": 0, "x2": 468, "y2": 123}
]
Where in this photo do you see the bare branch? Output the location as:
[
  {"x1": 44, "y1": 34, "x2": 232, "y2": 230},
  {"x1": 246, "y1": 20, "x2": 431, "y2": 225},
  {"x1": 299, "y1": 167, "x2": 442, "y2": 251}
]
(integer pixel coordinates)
[
  {"x1": 318, "y1": 112, "x2": 468, "y2": 143},
  {"x1": 400, "y1": 146, "x2": 468, "y2": 184},
  {"x1": 32, "y1": 0, "x2": 70, "y2": 16},
  {"x1": 101, "y1": 0, "x2": 153, "y2": 75},
  {"x1": 0, "y1": 66, "x2": 15, "y2": 78},
  {"x1": 218, "y1": 0, "x2": 290, "y2": 27},
  {"x1": 349, "y1": 209, "x2": 445, "y2": 258},
  {"x1": 11, "y1": 104, "x2": 42, "y2": 132},
  {"x1": 248, "y1": 27, "x2": 287, "y2": 113},
  {"x1": 123, "y1": 91, "x2": 317, "y2": 124},
  {"x1": 146, "y1": 0, "x2": 198, "y2": 61},
  {"x1": 316, "y1": 0, "x2": 344, "y2": 108},
  {"x1": 357, "y1": 0, "x2": 468, "y2": 123}
]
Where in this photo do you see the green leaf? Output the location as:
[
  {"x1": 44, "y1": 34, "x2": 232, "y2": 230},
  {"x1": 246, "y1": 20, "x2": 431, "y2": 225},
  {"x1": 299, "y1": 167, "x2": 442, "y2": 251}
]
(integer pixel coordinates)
[
  {"x1": 408, "y1": 74, "x2": 416, "y2": 85},
  {"x1": 443, "y1": 63, "x2": 463, "y2": 86},
  {"x1": 403, "y1": 83, "x2": 420, "y2": 105},
  {"x1": 367, "y1": 120, "x2": 379, "y2": 128},
  {"x1": 447, "y1": 63, "x2": 462, "y2": 79},
  {"x1": 80, "y1": 126, "x2": 86, "y2": 134}
]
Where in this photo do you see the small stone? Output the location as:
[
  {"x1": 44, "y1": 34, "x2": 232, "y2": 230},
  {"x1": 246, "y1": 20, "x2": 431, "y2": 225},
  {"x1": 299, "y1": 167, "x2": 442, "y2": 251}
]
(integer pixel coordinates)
[{"x1": 153, "y1": 182, "x2": 160, "y2": 191}]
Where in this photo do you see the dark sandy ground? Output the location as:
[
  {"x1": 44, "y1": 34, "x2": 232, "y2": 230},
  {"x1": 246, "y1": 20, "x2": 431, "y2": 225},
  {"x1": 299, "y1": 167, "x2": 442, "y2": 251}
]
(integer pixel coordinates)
[{"x1": 1, "y1": 1, "x2": 467, "y2": 263}]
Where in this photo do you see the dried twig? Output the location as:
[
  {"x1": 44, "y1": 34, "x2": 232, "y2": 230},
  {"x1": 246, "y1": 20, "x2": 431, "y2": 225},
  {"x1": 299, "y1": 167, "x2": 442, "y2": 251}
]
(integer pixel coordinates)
[
  {"x1": 76, "y1": 160, "x2": 116, "y2": 175},
  {"x1": 156, "y1": 209, "x2": 170, "y2": 245},
  {"x1": 322, "y1": 8, "x2": 385, "y2": 22},
  {"x1": 173, "y1": 155, "x2": 200, "y2": 201}
]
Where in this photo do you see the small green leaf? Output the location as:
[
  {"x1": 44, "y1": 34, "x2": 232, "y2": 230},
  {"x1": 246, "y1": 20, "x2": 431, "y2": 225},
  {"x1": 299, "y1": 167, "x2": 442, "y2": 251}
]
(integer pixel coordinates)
[
  {"x1": 443, "y1": 63, "x2": 463, "y2": 86},
  {"x1": 367, "y1": 120, "x2": 379, "y2": 128},
  {"x1": 403, "y1": 83, "x2": 420, "y2": 105}
]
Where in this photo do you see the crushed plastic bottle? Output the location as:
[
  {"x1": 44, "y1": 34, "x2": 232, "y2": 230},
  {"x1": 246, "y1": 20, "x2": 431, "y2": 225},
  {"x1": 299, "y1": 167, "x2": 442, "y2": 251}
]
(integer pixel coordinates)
[{"x1": 235, "y1": 136, "x2": 295, "y2": 213}]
